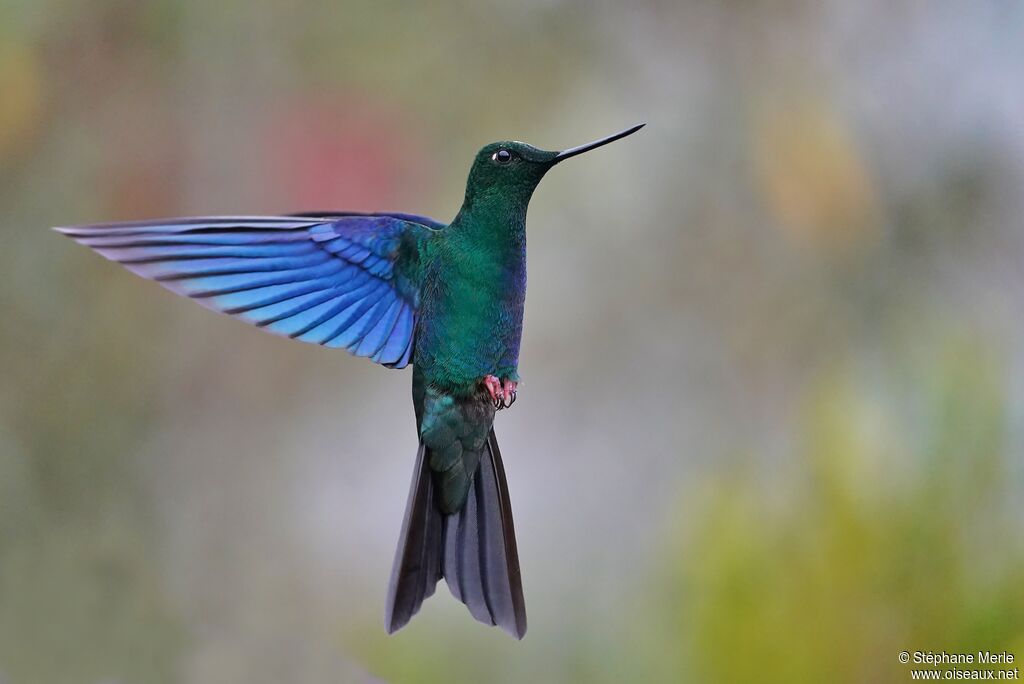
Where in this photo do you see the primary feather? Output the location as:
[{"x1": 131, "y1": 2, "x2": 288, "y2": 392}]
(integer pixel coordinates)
[{"x1": 56, "y1": 214, "x2": 439, "y2": 368}]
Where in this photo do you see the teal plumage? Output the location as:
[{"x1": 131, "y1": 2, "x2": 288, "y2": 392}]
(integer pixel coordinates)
[
  {"x1": 56, "y1": 124, "x2": 644, "y2": 639},
  {"x1": 415, "y1": 372, "x2": 495, "y2": 513}
]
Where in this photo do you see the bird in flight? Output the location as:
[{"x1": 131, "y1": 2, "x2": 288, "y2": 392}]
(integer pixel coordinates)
[{"x1": 57, "y1": 123, "x2": 645, "y2": 639}]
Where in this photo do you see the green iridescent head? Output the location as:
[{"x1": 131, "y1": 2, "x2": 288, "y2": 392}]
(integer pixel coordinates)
[{"x1": 461, "y1": 124, "x2": 645, "y2": 211}]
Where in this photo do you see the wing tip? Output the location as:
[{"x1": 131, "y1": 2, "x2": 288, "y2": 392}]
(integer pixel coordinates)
[
  {"x1": 52, "y1": 216, "x2": 327, "y2": 237},
  {"x1": 53, "y1": 225, "x2": 82, "y2": 237}
]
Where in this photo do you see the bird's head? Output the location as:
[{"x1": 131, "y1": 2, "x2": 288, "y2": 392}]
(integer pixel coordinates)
[{"x1": 460, "y1": 124, "x2": 645, "y2": 215}]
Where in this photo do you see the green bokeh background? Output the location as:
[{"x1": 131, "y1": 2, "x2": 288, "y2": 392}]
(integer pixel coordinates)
[{"x1": 2, "y1": 1, "x2": 1023, "y2": 682}]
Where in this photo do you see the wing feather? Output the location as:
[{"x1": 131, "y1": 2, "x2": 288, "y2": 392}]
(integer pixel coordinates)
[{"x1": 57, "y1": 213, "x2": 440, "y2": 368}]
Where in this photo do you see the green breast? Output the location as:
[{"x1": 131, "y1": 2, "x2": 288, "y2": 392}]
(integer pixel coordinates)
[{"x1": 413, "y1": 217, "x2": 526, "y2": 393}]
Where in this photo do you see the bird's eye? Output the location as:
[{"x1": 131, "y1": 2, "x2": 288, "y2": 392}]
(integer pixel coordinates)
[{"x1": 492, "y1": 149, "x2": 513, "y2": 164}]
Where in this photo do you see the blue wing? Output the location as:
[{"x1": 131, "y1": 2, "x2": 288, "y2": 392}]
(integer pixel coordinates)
[{"x1": 56, "y1": 213, "x2": 441, "y2": 368}]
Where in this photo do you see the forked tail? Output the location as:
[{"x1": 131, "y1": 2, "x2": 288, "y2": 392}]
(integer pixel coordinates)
[{"x1": 385, "y1": 429, "x2": 526, "y2": 638}]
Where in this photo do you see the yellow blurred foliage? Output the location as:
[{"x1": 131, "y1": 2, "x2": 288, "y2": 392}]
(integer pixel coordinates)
[
  {"x1": 0, "y1": 42, "x2": 42, "y2": 163},
  {"x1": 753, "y1": 97, "x2": 879, "y2": 253},
  {"x1": 657, "y1": 339, "x2": 1024, "y2": 683}
]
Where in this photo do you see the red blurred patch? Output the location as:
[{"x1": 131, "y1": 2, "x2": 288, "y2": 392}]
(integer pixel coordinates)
[{"x1": 264, "y1": 97, "x2": 429, "y2": 212}]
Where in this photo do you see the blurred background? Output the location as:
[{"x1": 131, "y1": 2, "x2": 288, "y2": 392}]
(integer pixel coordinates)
[{"x1": 2, "y1": 1, "x2": 1023, "y2": 682}]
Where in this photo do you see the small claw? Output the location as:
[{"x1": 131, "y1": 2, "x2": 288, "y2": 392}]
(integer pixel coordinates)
[
  {"x1": 501, "y1": 379, "x2": 518, "y2": 409},
  {"x1": 484, "y1": 376, "x2": 519, "y2": 410},
  {"x1": 483, "y1": 375, "x2": 504, "y2": 408}
]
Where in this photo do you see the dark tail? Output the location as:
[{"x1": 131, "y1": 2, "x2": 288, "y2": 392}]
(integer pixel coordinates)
[{"x1": 385, "y1": 429, "x2": 526, "y2": 638}]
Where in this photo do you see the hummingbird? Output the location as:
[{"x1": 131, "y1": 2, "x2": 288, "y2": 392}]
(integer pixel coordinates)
[{"x1": 56, "y1": 123, "x2": 645, "y2": 639}]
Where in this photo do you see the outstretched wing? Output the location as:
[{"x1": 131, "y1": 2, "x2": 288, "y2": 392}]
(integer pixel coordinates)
[{"x1": 56, "y1": 213, "x2": 440, "y2": 368}]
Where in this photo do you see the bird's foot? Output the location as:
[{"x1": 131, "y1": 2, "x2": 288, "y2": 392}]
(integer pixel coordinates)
[
  {"x1": 483, "y1": 375, "x2": 518, "y2": 410},
  {"x1": 502, "y1": 379, "x2": 518, "y2": 409}
]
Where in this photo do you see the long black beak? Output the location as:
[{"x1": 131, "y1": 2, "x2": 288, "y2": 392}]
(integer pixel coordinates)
[{"x1": 553, "y1": 123, "x2": 645, "y2": 163}]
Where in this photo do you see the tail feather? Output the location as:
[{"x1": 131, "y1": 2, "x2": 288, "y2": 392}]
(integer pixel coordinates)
[
  {"x1": 443, "y1": 471, "x2": 491, "y2": 625},
  {"x1": 385, "y1": 429, "x2": 526, "y2": 639},
  {"x1": 384, "y1": 445, "x2": 443, "y2": 634},
  {"x1": 480, "y1": 430, "x2": 526, "y2": 635}
]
